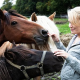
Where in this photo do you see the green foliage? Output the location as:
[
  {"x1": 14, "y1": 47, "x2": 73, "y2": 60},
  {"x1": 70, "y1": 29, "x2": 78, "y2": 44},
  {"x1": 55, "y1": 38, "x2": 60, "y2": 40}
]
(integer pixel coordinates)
[
  {"x1": 54, "y1": 18, "x2": 71, "y2": 34},
  {"x1": 52, "y1": 78, "x2": 55, "y2": 80},
  {"x1": 36, "y1": 2, "x2": 43, "y2": 14},
  {"x1": 1, "y1": 0, "x2": 12, "y2": 10},
  {"x1": 16, "y1": 0, "x2": 37, "y2": 15},
  {"x1": 11, "y1": 5, "x2": 16, "y2": 10},
  {"x1": 46, "y1": 0, "x2": 57, "y2": 13},
  {"x1": 36, "y1": 0, "x2": 57, "y2": 15},
  {"x1": 1, "y1": 0, "x2": 80, "y2": 16}
]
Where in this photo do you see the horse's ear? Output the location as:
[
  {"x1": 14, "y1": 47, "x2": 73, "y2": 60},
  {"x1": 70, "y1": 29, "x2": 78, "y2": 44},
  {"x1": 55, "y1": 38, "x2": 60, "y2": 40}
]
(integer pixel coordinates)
[
  {"x1": 49, "y1": 12, "x2": 56, "y2": 21},
  {"x1": 31, "y1": 12, "x2": 37, "y2": 22},
  {"x1": 4, "y1": 49, "x2": 16, "y2": 61},
  {"x1": 0, "y1": 9, "x2": 5, "y2": 20},
  {"x1": 12, "y1": 40, "x2": 16, "y2": 48}
]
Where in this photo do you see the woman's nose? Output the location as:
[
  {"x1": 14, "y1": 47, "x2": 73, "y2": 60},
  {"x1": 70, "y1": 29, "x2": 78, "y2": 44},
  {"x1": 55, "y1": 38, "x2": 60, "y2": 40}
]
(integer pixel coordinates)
[{"x1": 69, "y1": 23, "x2": 73, "y2": 28}]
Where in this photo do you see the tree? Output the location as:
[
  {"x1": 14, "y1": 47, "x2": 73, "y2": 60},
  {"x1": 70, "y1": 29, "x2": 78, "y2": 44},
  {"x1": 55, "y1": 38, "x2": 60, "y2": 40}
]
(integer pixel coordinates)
[
  {"x1": 36, "y1": 2, "x2": 43, "y2": 14},
  {"x1": 46, "y1": 0, "x2": 57, "y2": 14},
  {"x1": 16, "y1": 0, "x2": 37, "y2": 15},
  {"x1": 1, "y1": 0, "x2": 12, "y2": 10},
  {"x1": 15, "y1": 0, "x2": 80, "y2": 15}
]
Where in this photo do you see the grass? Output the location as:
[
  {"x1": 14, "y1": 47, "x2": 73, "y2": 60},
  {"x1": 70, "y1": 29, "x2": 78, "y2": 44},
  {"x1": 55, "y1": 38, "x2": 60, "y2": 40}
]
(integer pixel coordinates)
[
  {"x1": 57, "y1": 22, "x2": 71, "y2": 34},
  {"x1": 54, "y1": 18, "x2": 68, "y2": 22},
  {"x1": 54, "y1": 18, "x2": 71, "y2": 34}
]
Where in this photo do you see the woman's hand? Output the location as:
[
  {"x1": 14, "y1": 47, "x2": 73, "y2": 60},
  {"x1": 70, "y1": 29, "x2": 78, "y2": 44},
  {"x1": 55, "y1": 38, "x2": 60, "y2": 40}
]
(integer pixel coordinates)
[
  {"x1": 54, "y1": 49, "x2": 68, "y2": 59},
  {"x1": 0, "y1": 41, "x2": 13, "y2": 57},
  {"x1": 48, "y1": 33, "x2": 59, "y2": 42}
]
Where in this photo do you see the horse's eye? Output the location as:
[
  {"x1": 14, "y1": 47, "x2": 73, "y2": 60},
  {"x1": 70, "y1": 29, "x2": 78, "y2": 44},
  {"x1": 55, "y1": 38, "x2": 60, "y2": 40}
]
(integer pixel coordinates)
[
  {"x1": 27, "y1": 54, "x2": 32, "y2": 58},
  {"x1": 11, "y1": 21, "x2": 17, "y2": 25}
]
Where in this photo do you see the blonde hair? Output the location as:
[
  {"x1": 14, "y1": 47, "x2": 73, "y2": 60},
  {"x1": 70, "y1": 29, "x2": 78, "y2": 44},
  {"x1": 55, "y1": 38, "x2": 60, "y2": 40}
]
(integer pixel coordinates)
[{"x1": 68, "y1": 6, "x2": 80, "y2": 25}]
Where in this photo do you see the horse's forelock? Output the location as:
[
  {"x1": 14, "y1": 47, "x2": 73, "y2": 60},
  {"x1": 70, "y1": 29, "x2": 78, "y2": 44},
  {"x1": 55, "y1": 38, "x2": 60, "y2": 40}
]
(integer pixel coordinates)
[
  {"x1": 3, "y1": 9, "x2": 27, "y2": 25},
  {"x1": 8, "y1": 9, "x2": 27, "y2": 19},
  {"x1": 4, "y1": 12, "x2": 10, "y2": 25},
  {"x1": 8, "y1": 9, "x2": 18, "y2": 14}
]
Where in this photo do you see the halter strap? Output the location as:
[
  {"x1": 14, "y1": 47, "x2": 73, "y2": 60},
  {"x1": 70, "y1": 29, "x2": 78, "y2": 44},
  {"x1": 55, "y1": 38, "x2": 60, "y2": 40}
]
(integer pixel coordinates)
[
  {"x1": 6, "y1": 51, "x2": 47, "y2": 79},
  {"x1": 39, "y1": 51, "x2": 46, "y2": 75}
]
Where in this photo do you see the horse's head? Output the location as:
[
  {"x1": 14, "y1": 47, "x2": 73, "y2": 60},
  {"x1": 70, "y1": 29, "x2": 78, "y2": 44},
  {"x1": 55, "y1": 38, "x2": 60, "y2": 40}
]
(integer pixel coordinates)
[
  {"x1": 4, "y1": 45, "x2": 63, "y2": 79},
  {"x1": 30, "y1": 12, "x2": 59, "y2": 38},
  {"x1": 0, "y1": 9, "x2": 48, "y2": 45},
  {"x1": 28, "y1": 12, "x2": 60, "y2": 51}
]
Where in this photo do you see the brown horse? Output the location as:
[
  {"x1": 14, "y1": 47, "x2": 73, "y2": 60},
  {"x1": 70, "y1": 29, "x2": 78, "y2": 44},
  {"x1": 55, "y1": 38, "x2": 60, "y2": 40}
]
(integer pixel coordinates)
[
  {"x1": 0, "y1": 45, "x2": 63, "y2": 80},
  {"x1": 0, "y1": 9, "x2": 48, "y2": 46}
]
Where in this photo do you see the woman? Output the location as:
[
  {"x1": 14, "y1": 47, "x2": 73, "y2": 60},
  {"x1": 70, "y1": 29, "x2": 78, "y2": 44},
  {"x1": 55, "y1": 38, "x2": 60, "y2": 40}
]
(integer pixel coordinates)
[{"x1": 51, "y1": 7, "x2": 80, "y2": 80}]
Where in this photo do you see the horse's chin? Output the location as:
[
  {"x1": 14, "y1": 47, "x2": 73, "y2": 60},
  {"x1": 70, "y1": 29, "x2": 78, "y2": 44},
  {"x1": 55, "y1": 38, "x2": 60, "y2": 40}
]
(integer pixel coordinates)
[
  {"x1": 34, "y1": 37, "x2": 48, "y2": 45},
  {"x1": 36, "y1": 41, "x2": 46, "y2": 45}
]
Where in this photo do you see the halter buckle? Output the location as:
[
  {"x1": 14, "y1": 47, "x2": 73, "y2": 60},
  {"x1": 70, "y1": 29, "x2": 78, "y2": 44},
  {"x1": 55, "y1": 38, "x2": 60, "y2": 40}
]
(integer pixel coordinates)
[
  {"x1": 37, "y1": 62, "x2": 43, "y2": 68},
  {"x1": 20, "y1": 65, "x2": 26, "y2": 71}
]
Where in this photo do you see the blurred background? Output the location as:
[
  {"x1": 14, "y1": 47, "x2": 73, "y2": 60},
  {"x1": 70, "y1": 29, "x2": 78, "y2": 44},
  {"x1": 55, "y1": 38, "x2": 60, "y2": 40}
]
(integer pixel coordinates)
[{"x1": 0, "y1": 0, "x2": 80, "y2": 16}]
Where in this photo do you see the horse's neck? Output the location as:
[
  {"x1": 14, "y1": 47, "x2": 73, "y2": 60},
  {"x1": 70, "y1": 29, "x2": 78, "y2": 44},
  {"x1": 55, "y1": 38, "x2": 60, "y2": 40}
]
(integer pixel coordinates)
[{"x1": 0, "y1": 58, "x2": 12, "y2": 80}]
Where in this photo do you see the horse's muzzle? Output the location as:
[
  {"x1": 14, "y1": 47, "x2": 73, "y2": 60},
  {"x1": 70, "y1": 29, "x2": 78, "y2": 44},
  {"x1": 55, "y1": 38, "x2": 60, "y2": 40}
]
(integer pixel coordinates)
[
  {"x1": 41, "y1": 29, "x2": 48, "y2": 38},
  {"x1": 34, "y1": 30, "x2": 49, "y2": 45}
]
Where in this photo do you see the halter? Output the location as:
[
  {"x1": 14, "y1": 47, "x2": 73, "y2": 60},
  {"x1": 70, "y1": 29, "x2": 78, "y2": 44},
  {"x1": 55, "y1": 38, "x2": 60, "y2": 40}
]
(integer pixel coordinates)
[{"x1": 6, "y1": 51, "x2": 47, "y2": 80}]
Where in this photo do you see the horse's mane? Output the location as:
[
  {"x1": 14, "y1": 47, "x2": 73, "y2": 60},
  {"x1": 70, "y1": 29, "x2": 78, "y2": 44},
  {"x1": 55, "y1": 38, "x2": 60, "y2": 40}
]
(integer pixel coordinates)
[
  {"x1": 4, "y1": 9, "x2": 27, "y2": 24},
  {"x1": 8, "y1": 9, "x2": 27, "y2": 19},
  {"x1": 0, "y1": 57, "x2": 12, "y2": 80},
  {"x1": 36, "y1": 16, "x2": 59, "y2": 36}
]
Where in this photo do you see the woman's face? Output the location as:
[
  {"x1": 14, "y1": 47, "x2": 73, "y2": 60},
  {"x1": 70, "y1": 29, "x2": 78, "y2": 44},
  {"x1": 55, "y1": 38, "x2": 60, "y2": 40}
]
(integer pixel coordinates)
[{"x1": 69, "y1": 21, "x2": 80, "y2": 35}]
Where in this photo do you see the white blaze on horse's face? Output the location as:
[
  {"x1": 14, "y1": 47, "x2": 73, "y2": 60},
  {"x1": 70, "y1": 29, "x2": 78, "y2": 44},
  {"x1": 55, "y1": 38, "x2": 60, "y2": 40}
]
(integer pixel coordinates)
[{"x1": 29, "y1": 12, "x2": 60, "y2": 52}]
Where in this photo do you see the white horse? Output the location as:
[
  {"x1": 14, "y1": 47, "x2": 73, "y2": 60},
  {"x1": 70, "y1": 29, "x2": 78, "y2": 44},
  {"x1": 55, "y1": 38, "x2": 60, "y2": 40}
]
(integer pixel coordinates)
[
  {"x1": 28, "y1": 12, "x2": 60, "y2": 80},
  {"x1": 23, "y1": 12, "x2": 60, "y2": 80},
  {"x1": 26, "y1": 12, "x2": 60, "y2": 52}
]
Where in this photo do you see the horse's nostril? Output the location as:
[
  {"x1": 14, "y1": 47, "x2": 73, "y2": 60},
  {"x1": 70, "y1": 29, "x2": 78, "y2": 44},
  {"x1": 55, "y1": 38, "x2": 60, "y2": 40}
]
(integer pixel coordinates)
[{"x1": 41, "y1": 30, "x2": 48, "y2": 37}]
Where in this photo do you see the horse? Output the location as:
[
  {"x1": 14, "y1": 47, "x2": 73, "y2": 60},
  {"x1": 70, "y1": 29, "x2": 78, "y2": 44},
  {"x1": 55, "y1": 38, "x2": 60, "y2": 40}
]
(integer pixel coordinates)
[
  {"x1": 26, "y1": 12, "x2": 60, "y2": 52},
  {"x1": 0, "y1": 45, "x2": 63, "y2": 80},
  {"x1": 0, "y1": 9, "x2": 63, "y2": 80},
  {"x1": 22, "y1": 12, "x2": 61, "y2": 80},
  {"x1": 0, "y1": 9, "x2": 48, "y2": 46}
]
